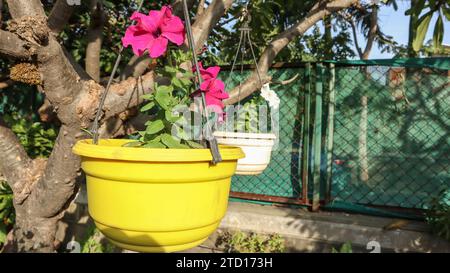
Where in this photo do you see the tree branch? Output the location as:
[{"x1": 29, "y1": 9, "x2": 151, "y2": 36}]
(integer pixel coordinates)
[
  {"x1": 119, "y1": 55, "x2": 152, "y2": 80},
  {"x1": 224, "y1": 0, "x2": 358, "y2": 105},
  {"x1": 0, "y1": 79, "x2": 14, "y2": 89},
  {"x1": 196, "y1": 0, "x2": 207, "y2": 19},
  {"x1": 28, "y1": 125, "x2": 82, "y2": 217},
  {"x1": 361, "y1": 3, "x2": 378, "y2": 60},
  {"x1": 0, "y1": 118, "x2": 32, "y2": 190},
  {"x1": 85, "y1": 0, "x2": 105, "y2": 82},
  {"x1": 0, "y1": 0, "x2": 4, "y2": 23},
  {"x1": 0, "y1": 30, "x2": 32, "y2": 59},
  {"x1": 172, "y1": 0, "x2": 195, "y2": 17},
  {"x1": 102, "y1": 71, "x2": 157, "y2": 122},
  {"x1": 192, "y1": 0, "x2": 234, "y2": 51},
  {"x1": 339, "y1": 11, "x2": 363, "y2": 59},
  {"x1": 5, "y1": 0, "x2": 45, "y2": 19},
  {"x1": 36, "y1": 39, "x2": 85, "y2": 121},
  {"x1": 47, "y1": 0, "x2": 75, "y2": 35}
]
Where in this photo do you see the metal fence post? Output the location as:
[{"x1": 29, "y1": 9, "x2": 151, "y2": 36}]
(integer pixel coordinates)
[
  {"x1": 301, "y1": 63, "x2": 312, "y2": 205},
  {"x1": 312, "y1": 63, "x2": 324, "y2": 211},
  {"x1": 325, "y1": 63, "x2": 336, "y2": 204}
]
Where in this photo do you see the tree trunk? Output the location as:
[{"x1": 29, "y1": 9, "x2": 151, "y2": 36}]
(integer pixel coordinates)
[
  {"x1": 323, "y1": 15, "x2": 333, "y2": 60},
  {"x1": 358, "y1": 95, "x2": 369, "y2": 183},
  {"x1": 356, "y1": 3, "x2": 378, "y2": 184},
  {"x1": 0, "y1": 0, "x2": 358, "y2": 252},
  {"x1": 7, "y1": 209, "x2": 59, "y2": 252},
  {"x1": 407, "y1": 0, "x2": 418, "y2": 57},
  {"x1": 85, "y1": 0, "x2": 105, "y2": 82}
]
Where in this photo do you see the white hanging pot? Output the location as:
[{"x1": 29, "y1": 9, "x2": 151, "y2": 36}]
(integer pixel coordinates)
[{"x1": 213, "y1": 131, "x2": 276, "y2": 175}]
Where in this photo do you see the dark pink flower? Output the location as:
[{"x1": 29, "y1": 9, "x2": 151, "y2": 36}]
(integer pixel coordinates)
[
  {"x1": 122, "y1": 5, "x2": 185, "y2": 58},
  {"x1": 191, "y1": 62, "x2": 229, "y2": 121}
]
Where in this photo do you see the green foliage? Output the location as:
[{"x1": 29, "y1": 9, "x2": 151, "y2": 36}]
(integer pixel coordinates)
[
  {"x1": 80, "y1": 225, "x2": 116, "y2": 253},
  {"x1": 3, "y1": 113, "x2": 57, "y2": 158},
  {"x1": 0, "y1": 181, "x2": 14, "y2": 247},
  {"x1": 426, "y1": 190, "x2": 450, "y2": 241},
  {"x1": 234, "y1": 96, "x2": 266, "y2": 133},
  {"x1": 59, "y1": 0, "x2": 165, "y2": 77},
  {"x1": 331, "y1": 242, "x2": 353, "y2": 253},
  {"x1": 406, "y1": 0, "x2": 450, "y2": 53},
  {"x1": 216, "y1": 231, "x2": 285, "y2": 253},
  {"x1": 123, "y1": 49, "x2": 204, "y2": 149},
  {"x1": 205, "y1": 0, "x2": 355, "y2": 65}
]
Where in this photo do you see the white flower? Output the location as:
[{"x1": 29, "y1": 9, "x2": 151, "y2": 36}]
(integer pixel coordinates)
[{"x1": 260, "y1": 83, "x2": 280, "y2": 109}]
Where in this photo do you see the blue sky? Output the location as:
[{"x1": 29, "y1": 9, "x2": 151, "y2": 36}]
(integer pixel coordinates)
[{"x1": 350, "y1": 1, "x2": 450, "y2": 59}]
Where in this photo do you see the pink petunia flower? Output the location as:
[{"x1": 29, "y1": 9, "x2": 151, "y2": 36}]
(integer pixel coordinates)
[
  {"x1": 122, "y1": 5, "x2": 185, "y2": 58},
  {"x1": 191, "y1": 62, "x2": 229, "y2": 121}
]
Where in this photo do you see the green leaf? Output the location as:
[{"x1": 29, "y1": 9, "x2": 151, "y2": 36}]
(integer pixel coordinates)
[
  {"x1": 140, "y1": 94, "x2": 154, "y2": 100},
  {"x1": 433, "y1": 15, "x2": 444, "y2": 50},
  {"x1": 0, "y1": 223, "x2": 6, "y2": 244},
  {"x1": 413, "y1": 11, "x2": 433, "y2": 52},
  {"x1": 161, "y1": 133, "x2": 189, "y2": 149},
  {"x1": 155, "y1": 86, "x2": 173, "y2": 110},
  {"x1": 122, "y1": 141, "x2": 143, "y2": 147},
  {"x1": 186, "y1": 140, "x2": 204, "y2": 149},
  {"x1": 165, "y1": 110, "x2": 181, "y2": 123},
  {"x1": 80, "y1": 128, "x2": 94, "y2": 137},
  {"x1": 164, "y1": 66, "x2": 178, "y2": 74},
  {"x1": 140, "y1": 101, "x2": 155, "y2": 112},
  {"x1": 405, "y1": 0, "x2": 425, "y2": 16},
  {"x1": 145, "y1": 135, "x2": 161, "y2": 143},
  {"x1": 443, "y1": 7, "x2": 450, "y2": 21},
  {"x1": 145, "y1": 119, "x2": 165, "y2": 134},
  {"x1": 182, "y1": 71, "x2": 195, "y2": 78},
  {"x1": 172, "y1": 77, "x2": 185, "y2": 90},
  {"x1": 142, "y1": 142, "x2": 166, "y2": 148}
]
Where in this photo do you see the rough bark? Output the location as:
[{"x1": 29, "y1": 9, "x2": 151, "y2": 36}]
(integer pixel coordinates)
[
  {"x1": 224, "y1": 0, "x2": 358, "y2": 105},
  {"x1": 196, "y1": 0, "x2": 207, "y2": 18},
  {"x1": 0, "y1": 30, "x2": 32, "y2": 59}
]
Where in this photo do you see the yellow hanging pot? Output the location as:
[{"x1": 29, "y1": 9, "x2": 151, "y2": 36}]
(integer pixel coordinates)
[{"x1": 73, "y1": 139, "x2": 244, "y2": 253}]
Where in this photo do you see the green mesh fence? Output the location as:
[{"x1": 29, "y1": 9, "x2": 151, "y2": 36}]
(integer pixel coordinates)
[
  {"x1": 220, "y1": 58, "x2": 450, "y2": 214},
  {"x1": 329, "y1": 62, "x2": 450, "y2": 210},
  {"x1": 220, "y1": 68, "x2": 306, "y2": 200}
]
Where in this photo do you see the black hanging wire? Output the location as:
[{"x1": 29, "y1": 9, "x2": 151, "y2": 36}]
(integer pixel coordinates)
[
  {"x1": 91, "y1": 0, "x2": 145, "y2": 144},
  {"x1": 90, "y1": 0, "x2": 221, "y2": 164},
  {"x1": 225, "y1": 4, "x2": 264, "y2": 107},
  {"x1": 182, "y1": 0, "x2": 222, "y2": 164}
]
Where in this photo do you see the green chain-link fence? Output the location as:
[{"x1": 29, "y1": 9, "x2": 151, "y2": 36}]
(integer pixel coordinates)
[{"x1": 220, "y1": 58, "x2": 450, "y2": 217}]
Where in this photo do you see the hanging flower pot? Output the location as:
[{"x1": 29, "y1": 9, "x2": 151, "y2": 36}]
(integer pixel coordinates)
[
  {"x1": 71, "y1": 4, "x2": 245, "y2": 252},
  {"x1": 214, "y1": 83, "x2": 279, "y2": 175},
  {"x1": 213, "y1": 131, "x2": 276, "y2": 175},
  {"x1": 73, "y1": 139, "x2": 244, "y2": 252}
]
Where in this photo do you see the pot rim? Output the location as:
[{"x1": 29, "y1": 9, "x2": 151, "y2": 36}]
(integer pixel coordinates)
[
  {"x1": 73, "y1": 139, "x2": 245, "y2": 162},
  {"x1": 213, "y1": 131, "x2": 277, "y2": 140}
]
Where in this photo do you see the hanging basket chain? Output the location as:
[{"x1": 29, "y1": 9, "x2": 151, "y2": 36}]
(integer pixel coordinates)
[
  {"x1": 182, "y1": 0, "x2": 222, "y2": 164},
  {"x1": 91, "y1": 0, "x2": 145, "y2": 144},
  {"x1": 225, "y1": 5, "x2": 264, "y2": 107}
]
